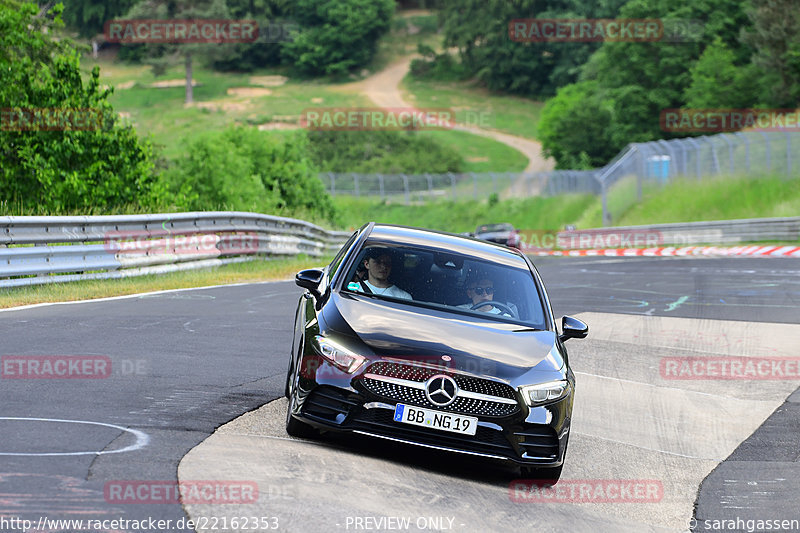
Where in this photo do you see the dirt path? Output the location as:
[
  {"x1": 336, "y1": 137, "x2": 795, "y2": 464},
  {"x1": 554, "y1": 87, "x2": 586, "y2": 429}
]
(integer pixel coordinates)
[{"x1": 353, "y1": 56, "x2": 555, "y2": 193}]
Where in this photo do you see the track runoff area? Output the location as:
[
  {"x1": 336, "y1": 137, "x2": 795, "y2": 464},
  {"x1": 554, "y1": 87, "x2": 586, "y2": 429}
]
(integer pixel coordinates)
[
  {"x1": 0, "y1": 256, "x2": 797, "y2": 533},
  {"x1": 181, "y1": 256, "x2": 800, "y2": 532}
]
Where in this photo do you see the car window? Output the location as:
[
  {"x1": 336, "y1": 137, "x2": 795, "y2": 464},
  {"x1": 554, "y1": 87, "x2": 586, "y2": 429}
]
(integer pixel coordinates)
[{"x1": 342, "y1": 243, "x2": 546, "y2": 328}]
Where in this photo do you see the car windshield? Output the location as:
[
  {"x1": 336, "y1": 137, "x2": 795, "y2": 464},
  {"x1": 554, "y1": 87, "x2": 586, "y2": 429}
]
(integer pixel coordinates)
[
  {"x1": 342, "y1": 243, "x2": 546, "y2": 329},
  {"x1": 476, "y1": 224, "x2": 513, "y2": 233}
]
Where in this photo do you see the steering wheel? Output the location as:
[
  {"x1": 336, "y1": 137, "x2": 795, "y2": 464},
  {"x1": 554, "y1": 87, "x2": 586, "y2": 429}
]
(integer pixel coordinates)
[{"x1": 470, "y1": 300, "x2": 517, "y2": 318}]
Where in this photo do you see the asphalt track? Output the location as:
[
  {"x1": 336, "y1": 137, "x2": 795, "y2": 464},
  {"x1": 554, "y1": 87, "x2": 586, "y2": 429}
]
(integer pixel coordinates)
[{"x1": 0, "y1": 256, "x2": 798, "y2": 533}]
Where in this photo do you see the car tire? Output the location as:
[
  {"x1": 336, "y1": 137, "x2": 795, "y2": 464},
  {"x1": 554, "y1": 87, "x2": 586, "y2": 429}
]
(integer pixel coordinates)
[
  {"x1": 284, "y1": 356, "x2": 293, "y2": 399},
  {"x1": 284, "y1": 350, "x2": 317, "y2": 439}
]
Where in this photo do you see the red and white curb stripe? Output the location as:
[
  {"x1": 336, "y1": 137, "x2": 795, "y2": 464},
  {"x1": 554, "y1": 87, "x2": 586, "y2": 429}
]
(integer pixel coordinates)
[{"x1": 523, "y1": 245, "x2": 800, "y2": 257}]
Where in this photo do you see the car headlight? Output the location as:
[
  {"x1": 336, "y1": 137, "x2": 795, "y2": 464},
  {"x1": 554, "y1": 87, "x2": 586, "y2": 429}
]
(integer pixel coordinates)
[
  {"x1": 314, "y1": 336, "x2": 366, "y2": 374},
  {"x1": 519, "y1": 380, "x2": 570, "y2": 406}
]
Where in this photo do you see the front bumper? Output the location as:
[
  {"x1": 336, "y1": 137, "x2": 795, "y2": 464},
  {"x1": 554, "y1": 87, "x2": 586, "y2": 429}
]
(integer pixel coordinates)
[{"x1": 291, "y1": 356, "x2": 572, "y2": 466}]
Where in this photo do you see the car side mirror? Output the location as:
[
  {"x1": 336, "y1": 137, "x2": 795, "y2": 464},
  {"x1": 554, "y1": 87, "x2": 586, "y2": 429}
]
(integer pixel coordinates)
[
  {"x1": 560, "y1": 316, "x2": 588, "y2": 342},
  {"x1": 295, "y1": 268, "x2": 324, "y2": 298}
]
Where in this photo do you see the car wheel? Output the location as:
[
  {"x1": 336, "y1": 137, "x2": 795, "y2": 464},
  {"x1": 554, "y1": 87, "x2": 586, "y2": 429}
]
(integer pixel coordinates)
[
  {"x1": 284, "y1": 356, "x2": 293, "y2": 399},
  {"x1": 285, "y1": 390, "x2": 317, "y2": 439},
  {"x1": 284, "y1": 346, "x2": 317, "y2": 439}
]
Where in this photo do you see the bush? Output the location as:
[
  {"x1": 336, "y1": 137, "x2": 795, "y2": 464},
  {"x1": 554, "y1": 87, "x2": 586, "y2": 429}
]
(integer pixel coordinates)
[
  {"x1": 538, "y1": 81, "x2": 617, "y2": 169},
  {"x1": 307, "y1": 130, "x2": 463, "y2": 174},
  {"x1": 410, "y1": 45, "x2": 468, "y2": 81},
  {"x1": 164, "y1": 128, "x2": 337, "y2": 223}
]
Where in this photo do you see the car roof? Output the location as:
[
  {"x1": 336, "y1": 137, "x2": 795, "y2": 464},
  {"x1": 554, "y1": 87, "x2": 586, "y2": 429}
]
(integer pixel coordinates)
[{"x1": 365, "y1": 224, "x2": 527, "y2": 267}]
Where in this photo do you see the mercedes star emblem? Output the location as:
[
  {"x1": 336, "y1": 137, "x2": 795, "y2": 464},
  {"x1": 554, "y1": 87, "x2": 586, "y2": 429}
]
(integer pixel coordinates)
[{"x1": 425, "y1": 374, "x2": 458, "y2": 407}]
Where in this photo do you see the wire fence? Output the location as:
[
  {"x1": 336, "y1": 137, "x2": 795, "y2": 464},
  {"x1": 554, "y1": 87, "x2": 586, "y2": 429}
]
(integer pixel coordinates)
[{"x1": 320, "y1": 130, "x2": 800, "y2": 226}]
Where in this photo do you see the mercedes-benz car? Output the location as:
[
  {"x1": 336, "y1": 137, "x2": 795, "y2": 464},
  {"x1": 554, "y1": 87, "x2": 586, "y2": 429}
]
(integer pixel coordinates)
[{"x1": 285, "y1": 223, "x2": 587, "y2": 479}]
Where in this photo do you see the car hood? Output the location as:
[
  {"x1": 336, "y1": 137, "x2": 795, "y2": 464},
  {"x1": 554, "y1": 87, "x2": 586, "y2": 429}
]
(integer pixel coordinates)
[{"x1": 321, "y1": 293, "x2": 563, "y2": 381}]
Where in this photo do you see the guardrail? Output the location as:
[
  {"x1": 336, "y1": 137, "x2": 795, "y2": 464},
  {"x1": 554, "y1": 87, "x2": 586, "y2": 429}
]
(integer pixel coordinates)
[
  {"x1": 0, "y1": 212, "x2": 351, "y2": 289},
  {"x1": 554, "y1": 216, "x2": 800, "y2": 247}
]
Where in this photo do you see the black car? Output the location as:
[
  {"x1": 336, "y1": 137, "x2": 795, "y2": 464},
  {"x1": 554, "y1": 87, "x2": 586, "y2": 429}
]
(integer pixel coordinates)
[
  {"x1": 285, "y1": 223, "x2": 587, "y2": 479},
  {"x1": 474, "y1": 223, "x2": 521, "y2": 249}
]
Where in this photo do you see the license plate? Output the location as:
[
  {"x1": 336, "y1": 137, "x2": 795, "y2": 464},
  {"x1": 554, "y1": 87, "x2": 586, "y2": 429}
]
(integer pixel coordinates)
[{"x1": 393, "y1": 404, "x2": 478, "y2": 436}]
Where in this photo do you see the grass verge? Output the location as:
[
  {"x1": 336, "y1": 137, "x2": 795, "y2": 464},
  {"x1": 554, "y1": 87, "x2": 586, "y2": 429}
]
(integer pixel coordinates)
[
  {"x1": 332, "y1": 194, "x2": 596, "y2": 233},
  {"x1": 576, "y1": 174, "x2": 800, "y2": 228},
  {"x1": 0, "y1": 256, "x2": 330, "y2": 309},
  {"x1": 403, "y1": 77, "x2": 546, "y2": 140},
  {"x1": 418, "y1": 129, "x2": 528, "y2": 172}
]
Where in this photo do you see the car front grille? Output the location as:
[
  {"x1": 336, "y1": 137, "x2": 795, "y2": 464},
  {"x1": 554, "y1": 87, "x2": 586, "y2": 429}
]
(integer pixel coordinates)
[{"x1": 358, "y1": 361, "x2": 520, "y2": 418}]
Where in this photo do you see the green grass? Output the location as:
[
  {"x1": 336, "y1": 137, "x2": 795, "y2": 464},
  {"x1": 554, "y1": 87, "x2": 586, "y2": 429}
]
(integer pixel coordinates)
[
  {"x1": 618, "y1": 175, "x2": 800, "y2": 226},
  {"x1": 403, "y1": 77, "x2": 546, "y2": 140},
  {"x1": 332, "y1": 174, "x2": 800, "y2": 235},
  {"x1": 331, "y1": 195, "x2": 597, "y2": 233},
  {"x1": 0, "y1": 256, "x2": 330, "y2": 309},
  {"x1": 83, "y1": 58, "x2": 371, "y2": 158},
  {"x1": 418, "y1": 129, "x2": 528, "y2": 172},
  {"x1": 575, "y1": 174, "x2": 800, "y2": 229}
]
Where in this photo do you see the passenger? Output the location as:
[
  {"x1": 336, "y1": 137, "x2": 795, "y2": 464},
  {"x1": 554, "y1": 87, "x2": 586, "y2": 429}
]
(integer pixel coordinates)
[{"x1": 349, "y1": 248, "x2": 412, "y2": 300}]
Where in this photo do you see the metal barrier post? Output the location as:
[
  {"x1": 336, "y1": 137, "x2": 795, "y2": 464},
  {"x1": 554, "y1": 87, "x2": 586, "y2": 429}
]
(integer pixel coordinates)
[
  {"x1": 601, "y1": 179, "x2": 610, "y2": 227},
  {"x1": 759, "y1": 131, "x2": 771, "y2": 171},
  {"x1": 719, "y1": 134, "x2": 735, "y2": 175}
]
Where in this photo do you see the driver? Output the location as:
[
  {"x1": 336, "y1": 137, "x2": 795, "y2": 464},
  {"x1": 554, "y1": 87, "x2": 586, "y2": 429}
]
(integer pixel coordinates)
[{"x1": 460, "y1": 276, "x2": 511, "y2": 316}]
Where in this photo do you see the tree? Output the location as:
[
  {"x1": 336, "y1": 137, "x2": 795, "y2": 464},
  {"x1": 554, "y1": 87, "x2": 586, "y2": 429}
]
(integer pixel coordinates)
[
  {"x1": 120, "y1": 0, "x2": 235, "y2": 103},
  {"x1": 540, "y1": 0, "x2": 754, "y2": 167},
  {"x1": 212, "y1": 0, "x2": 293, "y2": 71},
  {"x1": 538, "y1": 81, "x2": 617, "y2": 169},
  {"x1": 684, "y1": 37, "x2": 760, "y2": 108},
  {"x1": 741, "y1": 0, "x2": 800, "y2": 106},
  {"x1": 435, "y1": 0, "x2": 628, "y2": 98},
  {"x1": 281, "y1": 0, "x2": 394, "y2": 76},
  {"x1": 0, "y1": 1, "x2": 162, "y2": 213},
  {"x1": 61, "y1": 0, "x2": 138, "y2": 38}
]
